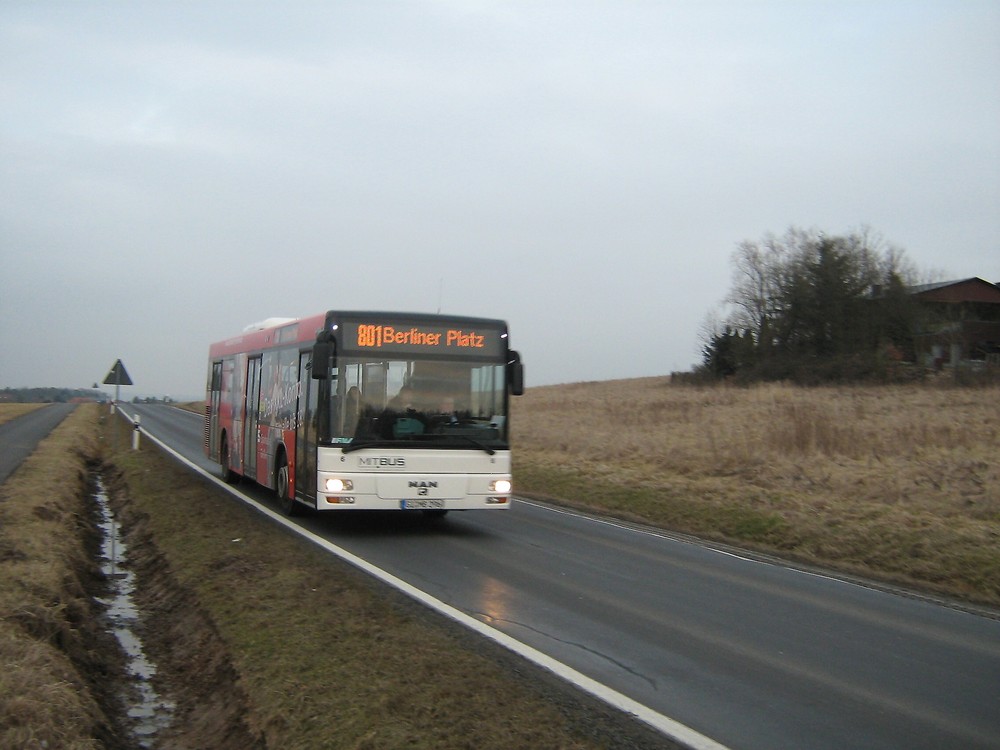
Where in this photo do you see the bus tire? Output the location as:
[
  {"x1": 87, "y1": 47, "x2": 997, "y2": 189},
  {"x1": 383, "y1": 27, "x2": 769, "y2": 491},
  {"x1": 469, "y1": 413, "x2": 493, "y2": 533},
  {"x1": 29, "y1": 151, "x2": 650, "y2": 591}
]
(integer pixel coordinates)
[
  {"x1": 276, "y1": 452, "x2": 299, "y2": 516},
  {"x1": 219, "y1": 435, "x2": 237, "y2": 484}
]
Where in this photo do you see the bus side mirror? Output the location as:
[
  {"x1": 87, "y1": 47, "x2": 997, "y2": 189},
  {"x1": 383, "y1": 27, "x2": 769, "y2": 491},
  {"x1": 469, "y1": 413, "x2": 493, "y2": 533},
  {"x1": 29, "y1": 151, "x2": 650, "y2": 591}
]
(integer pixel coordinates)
[
  {"x1": 508, "y1": 350, "x2": 524, "y2": 396},
  {"x1": 311, "y1": 338, "x2": 336, "y2": 379}
]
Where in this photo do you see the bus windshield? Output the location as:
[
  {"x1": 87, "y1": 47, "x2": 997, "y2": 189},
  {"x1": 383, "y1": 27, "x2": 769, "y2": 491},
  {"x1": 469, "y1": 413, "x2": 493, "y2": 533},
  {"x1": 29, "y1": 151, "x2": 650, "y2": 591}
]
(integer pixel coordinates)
[{"x1": 324, "y1": 356, "x2": 509, "y2": 449}]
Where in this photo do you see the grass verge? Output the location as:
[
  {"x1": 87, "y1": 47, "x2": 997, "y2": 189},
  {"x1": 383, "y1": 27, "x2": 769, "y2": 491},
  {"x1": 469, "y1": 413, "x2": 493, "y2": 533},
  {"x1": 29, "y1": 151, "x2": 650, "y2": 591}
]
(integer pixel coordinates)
[
  {"x1": 102, "y1": 411, "x2": 667, "y2": 749},
  {"x1": 0, "y1": 404, "x2": 126, "y2": 749}
]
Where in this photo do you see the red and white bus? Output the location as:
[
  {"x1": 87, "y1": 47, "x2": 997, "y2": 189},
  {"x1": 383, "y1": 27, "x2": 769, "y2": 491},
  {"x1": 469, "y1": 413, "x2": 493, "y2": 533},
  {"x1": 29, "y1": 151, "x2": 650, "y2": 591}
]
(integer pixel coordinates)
[{"x1": 205, "y1": 311, "x2": 524, "y2": 516}]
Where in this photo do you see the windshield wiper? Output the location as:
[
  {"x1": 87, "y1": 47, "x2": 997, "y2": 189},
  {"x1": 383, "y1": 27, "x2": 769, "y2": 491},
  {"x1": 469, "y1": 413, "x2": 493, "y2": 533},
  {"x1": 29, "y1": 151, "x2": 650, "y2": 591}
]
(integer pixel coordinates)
[
  {"x1": 342, "y1": 439, "x2": 394, "y2": 454},
  {"x1": 450, "y1": 435, "x2": 495, "y2": 455}
]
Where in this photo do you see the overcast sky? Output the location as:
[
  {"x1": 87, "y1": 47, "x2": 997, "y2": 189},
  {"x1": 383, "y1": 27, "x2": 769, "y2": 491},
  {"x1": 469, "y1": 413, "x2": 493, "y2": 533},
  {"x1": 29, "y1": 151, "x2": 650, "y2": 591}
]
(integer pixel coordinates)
[{"x1": 2, "y1": 1, "x2": 998, "y2": 398}]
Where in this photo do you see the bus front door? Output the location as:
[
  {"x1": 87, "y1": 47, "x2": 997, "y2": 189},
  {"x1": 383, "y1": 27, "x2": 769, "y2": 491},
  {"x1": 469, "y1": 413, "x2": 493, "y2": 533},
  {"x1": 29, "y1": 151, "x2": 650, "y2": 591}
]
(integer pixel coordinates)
[{"x1": 295, "y1": 352, "x2": 317, "y2": 501}]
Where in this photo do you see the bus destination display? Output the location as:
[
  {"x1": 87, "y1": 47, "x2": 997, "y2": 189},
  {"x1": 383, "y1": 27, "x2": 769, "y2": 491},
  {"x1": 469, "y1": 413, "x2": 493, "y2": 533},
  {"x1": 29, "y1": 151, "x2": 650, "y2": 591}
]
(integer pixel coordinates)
[{"x1": 343, "y1": 321, "x2": 504, "y2": 358}]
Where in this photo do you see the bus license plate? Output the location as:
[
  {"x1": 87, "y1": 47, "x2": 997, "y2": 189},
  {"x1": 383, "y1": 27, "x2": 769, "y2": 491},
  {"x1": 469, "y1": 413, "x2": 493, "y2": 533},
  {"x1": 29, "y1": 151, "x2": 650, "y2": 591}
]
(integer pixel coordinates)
[{"x1": 401, "y1": 498, "x2": 445, "y2": 510}]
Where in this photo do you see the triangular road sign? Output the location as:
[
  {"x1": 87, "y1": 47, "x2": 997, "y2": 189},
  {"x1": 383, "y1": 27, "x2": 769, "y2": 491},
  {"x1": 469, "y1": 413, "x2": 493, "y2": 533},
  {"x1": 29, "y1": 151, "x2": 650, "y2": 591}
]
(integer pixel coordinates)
[{"x1": 103, "y1": 359, "x2": 133, "y2": 386}]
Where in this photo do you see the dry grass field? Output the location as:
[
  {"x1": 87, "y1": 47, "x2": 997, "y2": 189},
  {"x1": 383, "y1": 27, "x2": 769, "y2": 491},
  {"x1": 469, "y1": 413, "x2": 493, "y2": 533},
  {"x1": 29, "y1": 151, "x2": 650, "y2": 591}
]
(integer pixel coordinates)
[{"x1": 512, "y1": 379, "x2": 1000, "y2": 606}]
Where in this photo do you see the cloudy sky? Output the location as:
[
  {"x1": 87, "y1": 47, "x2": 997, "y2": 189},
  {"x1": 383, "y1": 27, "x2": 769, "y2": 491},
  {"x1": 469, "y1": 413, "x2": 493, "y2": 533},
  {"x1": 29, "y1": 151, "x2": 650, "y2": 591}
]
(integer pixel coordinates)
[{"x1": 2, "y1": 1, "x2": 998, "y2": 398}]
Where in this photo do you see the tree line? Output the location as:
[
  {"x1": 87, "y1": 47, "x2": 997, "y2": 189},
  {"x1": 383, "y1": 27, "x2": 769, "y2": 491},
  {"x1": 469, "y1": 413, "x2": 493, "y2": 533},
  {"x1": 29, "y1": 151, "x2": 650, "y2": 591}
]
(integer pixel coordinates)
[
  {"x1": 0, "y1": 388, "x2": 179, "y2": 404},
  {"x1": 699, "y1": 226, "x2": 929, "y2": 383},
  {"x1": 0, "y1": 387, "x2": 105, "y2": 403}
]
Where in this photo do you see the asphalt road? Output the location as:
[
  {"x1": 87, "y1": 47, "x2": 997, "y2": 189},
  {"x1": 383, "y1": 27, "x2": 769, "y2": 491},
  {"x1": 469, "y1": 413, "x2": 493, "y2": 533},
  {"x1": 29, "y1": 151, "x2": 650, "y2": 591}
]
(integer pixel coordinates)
[
  {"x1": 0, "y1": 403, "x2": 76, "y2": 483},
  {"x1": 123, "y1": 402, "x2": 1000, "y2": 750}
]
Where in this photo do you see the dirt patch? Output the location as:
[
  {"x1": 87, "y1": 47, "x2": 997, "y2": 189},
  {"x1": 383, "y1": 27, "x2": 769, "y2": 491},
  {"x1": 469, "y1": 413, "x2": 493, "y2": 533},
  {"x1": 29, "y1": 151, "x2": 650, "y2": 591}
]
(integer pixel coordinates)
[{"x1": 100, "y1": 465, "x2": 265, "y2": 750}]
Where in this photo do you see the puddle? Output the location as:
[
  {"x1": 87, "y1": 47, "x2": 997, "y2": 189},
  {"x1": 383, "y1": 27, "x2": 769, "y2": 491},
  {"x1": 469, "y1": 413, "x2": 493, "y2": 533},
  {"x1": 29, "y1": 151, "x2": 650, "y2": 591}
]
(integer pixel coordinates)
[{"x1": 94, "y1": 478, "x2": 175, "y2": 747}]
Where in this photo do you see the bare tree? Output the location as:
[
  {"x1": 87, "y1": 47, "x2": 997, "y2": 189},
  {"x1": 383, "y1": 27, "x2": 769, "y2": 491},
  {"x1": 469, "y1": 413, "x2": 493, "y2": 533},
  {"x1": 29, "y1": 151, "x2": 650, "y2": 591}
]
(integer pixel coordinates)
[{"x1": 709, "y1": 225, "x2": 924, "y2": 381}]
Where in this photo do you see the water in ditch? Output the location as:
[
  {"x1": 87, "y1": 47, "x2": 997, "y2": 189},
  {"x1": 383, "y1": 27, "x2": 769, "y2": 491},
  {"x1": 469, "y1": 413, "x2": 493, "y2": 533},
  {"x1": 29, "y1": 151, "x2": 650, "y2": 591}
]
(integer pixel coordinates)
[{"x1": 94, "y1": 479, "x2": 175, "y2": 747}]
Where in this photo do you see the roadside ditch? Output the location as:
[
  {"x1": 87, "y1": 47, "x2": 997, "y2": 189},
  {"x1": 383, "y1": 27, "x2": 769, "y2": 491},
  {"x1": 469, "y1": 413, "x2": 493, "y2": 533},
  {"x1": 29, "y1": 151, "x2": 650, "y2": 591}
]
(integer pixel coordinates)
[
  {"x1": 93, "y1": 473, "x2": 174, "y2": 747},
  {"x1": 93, "y1": 463, "x2": 265, "y2": 749},
  {"x1": 1, "y1": 453, "x2": 263, "y2": 749}
]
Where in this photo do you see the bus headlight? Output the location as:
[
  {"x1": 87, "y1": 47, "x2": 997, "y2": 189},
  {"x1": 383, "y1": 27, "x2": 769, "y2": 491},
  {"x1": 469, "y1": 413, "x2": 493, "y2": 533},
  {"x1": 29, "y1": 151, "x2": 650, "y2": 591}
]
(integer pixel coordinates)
[
  {"x1": 324, "y1": 478, "x2": 354, "y2": 493},
  {"x1": 490, "y1": 479, "x2": 512, "y2": 494}
]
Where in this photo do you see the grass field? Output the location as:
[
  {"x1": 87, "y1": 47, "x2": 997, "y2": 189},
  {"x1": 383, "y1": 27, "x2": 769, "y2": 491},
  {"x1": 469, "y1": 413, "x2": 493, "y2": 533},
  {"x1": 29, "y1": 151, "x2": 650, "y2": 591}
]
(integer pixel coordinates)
[{"x1": 511, "y1": 379, "x2": 1000, "y2": 606}]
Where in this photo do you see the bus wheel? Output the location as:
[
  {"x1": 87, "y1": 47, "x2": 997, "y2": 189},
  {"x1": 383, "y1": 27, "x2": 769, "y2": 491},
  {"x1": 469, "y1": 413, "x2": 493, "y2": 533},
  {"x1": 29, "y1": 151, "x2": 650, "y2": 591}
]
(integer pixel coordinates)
[
  {"x1": 276, "y1": 454, "x2": 299, "y2": 516},
  {"x1": 219, "y1": 436, "x2": 237, "y2": 484}
]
